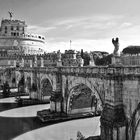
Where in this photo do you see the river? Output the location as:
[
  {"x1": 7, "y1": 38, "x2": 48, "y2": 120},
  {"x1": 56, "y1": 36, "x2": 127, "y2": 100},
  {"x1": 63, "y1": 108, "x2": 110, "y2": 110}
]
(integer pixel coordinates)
[{"x1": 0, "y1": 97, "x2": 100, "y2": 140}]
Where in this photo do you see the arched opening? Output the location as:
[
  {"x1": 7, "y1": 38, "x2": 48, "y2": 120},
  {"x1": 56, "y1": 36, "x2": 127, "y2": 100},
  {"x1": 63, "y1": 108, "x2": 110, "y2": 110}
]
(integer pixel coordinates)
[
  {"x1": 18, "y1": 75, "x2": 25, "y2": 94},
  {"x1": 67, "y1": 83, "x2": 102, "y2": 115},
  {"x1": 134, "y1": 113, "x2": 140, "y2": 140},
  {"x1": 128, "y1": 103, "x2": 140, "y2": 140},
  {"x1": 41, "y1": 78, "x2": 52, "y2": 100},
  {"x1": 12, "y1": 77, "x2": 16, "y2": 87}
]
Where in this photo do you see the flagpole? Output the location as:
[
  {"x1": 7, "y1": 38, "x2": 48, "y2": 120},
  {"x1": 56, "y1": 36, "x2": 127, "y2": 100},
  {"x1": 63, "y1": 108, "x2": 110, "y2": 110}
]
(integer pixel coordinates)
[{"x1": 70, "y1": 40, "x2": 72, "y2": 50}]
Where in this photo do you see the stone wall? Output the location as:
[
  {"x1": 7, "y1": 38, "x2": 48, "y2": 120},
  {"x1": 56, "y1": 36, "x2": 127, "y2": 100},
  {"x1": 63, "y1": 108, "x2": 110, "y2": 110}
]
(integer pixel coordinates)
[{"x1": 16, "y1": 65, "x2": 140, "y2": 140}]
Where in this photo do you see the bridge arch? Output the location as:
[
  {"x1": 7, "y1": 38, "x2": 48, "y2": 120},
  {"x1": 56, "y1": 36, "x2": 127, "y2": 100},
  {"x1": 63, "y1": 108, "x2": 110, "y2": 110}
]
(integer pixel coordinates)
[
  {"x1": 40, "y1": 77, "x2": 53, "y2": 100},
  {"x1": 40, "y1": 75, "x2": 53, "y2": 88},
  {"x1": 67, "y1": 77, "x2": 104, "y2": 114},
  {"x1": 128, "y1": 103, "x2": 140, "y2": 140}
]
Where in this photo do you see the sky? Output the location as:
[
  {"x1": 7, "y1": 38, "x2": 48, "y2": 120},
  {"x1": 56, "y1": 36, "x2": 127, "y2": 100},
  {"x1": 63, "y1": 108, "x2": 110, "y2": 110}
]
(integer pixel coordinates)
[{"x1": 0, "y1": 0, "x2": 140, "y2": 53}]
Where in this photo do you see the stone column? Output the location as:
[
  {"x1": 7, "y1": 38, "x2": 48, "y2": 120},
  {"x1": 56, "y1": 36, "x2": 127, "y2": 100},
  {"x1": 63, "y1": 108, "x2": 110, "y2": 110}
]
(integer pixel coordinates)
[
  {"x1": 21, "y1": 58, "x2": 24, "y2": 67},
  {"x1": 34, "y1": 56, "x2": 37, "y2": 67},
  {"x1": 100, "y1": 74, "x2": 127, "y2": 140},
  {"x1": 13, "y1": 60, "x2": 16, "y2": 67},
  {"x1": 112, "y1": 55, "x2": 121, "y2": 65},
  {"x1": 41, "y1": 57, "x2": 44, "y2": 67},
  {"x1": 8, "y1": 60, "x2": 11, "y2": 66},
  {"x1": 57, "y1": 61, "x2": 62, "y2": 66},
  {"x1": 30, "y1": 60, "x2": 33, "y2": 67}
]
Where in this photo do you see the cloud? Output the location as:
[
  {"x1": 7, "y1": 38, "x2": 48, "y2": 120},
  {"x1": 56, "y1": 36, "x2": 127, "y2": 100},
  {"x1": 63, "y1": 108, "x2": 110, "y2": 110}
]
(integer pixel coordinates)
[
  {"x1": 27, "y1": 14, "x2": 127, "y2": 41},
  {"x1": 27, "y1": 14, "x2": 140, "y2": 54},
  {"x1": 44, "y1": 14, "x2": 125, "y2": 42},
  {"x1": 27, "y1": 25, "x2": 56, "y2": 35}
]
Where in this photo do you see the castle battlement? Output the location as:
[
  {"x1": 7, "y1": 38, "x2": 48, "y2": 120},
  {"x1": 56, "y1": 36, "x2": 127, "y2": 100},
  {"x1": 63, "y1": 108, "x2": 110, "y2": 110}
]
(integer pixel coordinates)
[{"x1": 1, "y1": 19, "x2": 26, "y2": 26}]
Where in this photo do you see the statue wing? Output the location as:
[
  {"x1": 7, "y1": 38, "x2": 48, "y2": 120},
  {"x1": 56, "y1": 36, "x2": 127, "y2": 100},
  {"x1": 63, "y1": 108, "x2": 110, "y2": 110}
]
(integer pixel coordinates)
[
  {"x1": 116, "y1": 37, "x2": 119, "y2": 43},
  {"x1": 112, "y1": 38, "x2": 114, "y2": 44}
]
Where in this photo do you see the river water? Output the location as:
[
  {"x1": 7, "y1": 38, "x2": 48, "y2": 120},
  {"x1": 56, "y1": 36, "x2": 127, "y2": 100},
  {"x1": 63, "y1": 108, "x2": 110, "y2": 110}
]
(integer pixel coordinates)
[{"x1": 0, "y1": 97, "x2": 100, "y2": 140}]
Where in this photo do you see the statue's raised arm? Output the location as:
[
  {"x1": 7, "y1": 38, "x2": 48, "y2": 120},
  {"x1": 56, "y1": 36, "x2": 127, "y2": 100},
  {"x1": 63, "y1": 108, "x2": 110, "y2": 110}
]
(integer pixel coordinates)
[
  {"x1": 8, "y1": 11, "x2": 13, "y2": 20},
  {"x1": 112, "y1": 37, "x2": 119, "y2": 56}
]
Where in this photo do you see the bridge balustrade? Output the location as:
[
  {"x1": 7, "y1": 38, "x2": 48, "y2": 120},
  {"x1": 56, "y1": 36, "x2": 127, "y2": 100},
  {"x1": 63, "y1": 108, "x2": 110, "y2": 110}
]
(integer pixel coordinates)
[
  {"x1": 59, "y1": 66, "x2": 108, "y2": 75},
  {"x1": 86, "y1": 67, "x2": 91, "y2": 74},
  {"x1": 123, "y1": 67, "x2": 139, "y2": 75},
  {"x1": 75, "y1": 67, "x2": 79, "y2": 73},
  {"x1": 17, "y1": 66, "x2": 140, "y2": 76},
  {"x1": 70, "y1": 67, "x2": 74, "y2": 73},
  {"x1": 45, "y1": 67, "x2": 58, "y2": 73},
  {"x1": 107, "y1": 68, "x2": 114, "y2": 74}
]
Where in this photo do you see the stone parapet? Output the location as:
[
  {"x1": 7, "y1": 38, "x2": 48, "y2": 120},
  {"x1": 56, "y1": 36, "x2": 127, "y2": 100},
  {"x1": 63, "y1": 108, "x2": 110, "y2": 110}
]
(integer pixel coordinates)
[
  {"x1": 16, "y1": 66, "x2": 140, "y2": 77},
  {"x1": 59, "y1": 66, "x2": 140, "y2": 76}
]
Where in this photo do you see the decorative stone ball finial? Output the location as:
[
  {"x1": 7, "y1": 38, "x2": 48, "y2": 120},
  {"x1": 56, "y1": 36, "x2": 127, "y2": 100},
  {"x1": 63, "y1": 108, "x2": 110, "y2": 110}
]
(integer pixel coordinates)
[{"x1": 112, "y1": 37, "x2": 119, "y2": 56}]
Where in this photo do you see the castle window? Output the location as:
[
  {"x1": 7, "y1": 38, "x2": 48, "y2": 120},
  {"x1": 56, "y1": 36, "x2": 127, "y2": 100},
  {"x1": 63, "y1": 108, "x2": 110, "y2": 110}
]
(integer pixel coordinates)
[
  {"x1": 5, "y1": 26, "x2": 7, "y2": 30},
  {"x1": 14, "y1": 33, "x2": 16, "y2": 36},
  {"x1": 17, "y1": 26, "x2": 19, "y2": 31},
  {"x1": 11, "y1": 26, "x2": 13, "y2": 31},
  {"x1": 17, "y1": 33, "x2": 19, "y2": 36}
]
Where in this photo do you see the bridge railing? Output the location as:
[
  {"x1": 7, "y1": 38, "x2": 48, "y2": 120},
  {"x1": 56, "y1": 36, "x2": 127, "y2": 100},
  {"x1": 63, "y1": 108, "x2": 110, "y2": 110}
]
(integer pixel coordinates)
[
  {"x1": 59, "y1": 66, "x2": 140, "y2": 75},
  {"x1": 17, "y1": 66, "x2": 140, "y2": 75},
  {"x1": 59, "y1": 66, "x2": 108, "y2": 75}
]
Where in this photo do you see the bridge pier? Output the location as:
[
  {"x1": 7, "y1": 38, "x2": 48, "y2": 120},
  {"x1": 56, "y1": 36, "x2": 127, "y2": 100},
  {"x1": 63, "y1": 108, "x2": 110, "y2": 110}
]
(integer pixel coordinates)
[
  {"x1": 100, "y1": 104, "x2": 127, "y2": 140},
  {"x1": 50, "y1": 91, "x2": 63, "y2": 112},
  {"x1": 100, "y1": 74, "x2": 127, "y2": 140}
]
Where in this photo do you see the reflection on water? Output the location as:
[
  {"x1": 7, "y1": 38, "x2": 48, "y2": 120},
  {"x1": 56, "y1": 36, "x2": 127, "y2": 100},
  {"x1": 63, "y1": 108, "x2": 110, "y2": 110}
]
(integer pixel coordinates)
[{"x1": 0, "y1": 97, "x2": 100, "y2": 140}]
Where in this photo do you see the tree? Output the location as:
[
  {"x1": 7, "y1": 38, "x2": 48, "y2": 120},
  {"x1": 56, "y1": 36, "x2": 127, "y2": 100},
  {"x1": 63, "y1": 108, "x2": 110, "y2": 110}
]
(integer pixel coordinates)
[{"x1": 2, "y1": 81, "x2": 10, "y2": 97}]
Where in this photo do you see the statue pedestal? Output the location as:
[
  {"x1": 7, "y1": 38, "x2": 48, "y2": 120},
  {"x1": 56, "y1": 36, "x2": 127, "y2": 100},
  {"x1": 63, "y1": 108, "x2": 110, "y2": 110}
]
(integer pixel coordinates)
[
  {"x1": 41, "y1": 58, "x2": 44, "y2": 67},
  {"x1": 112, "y1": 55, "x2": 121, "y2": 65},
  {"x1": 30, "y1": 60, "x2": 33, "y2": 67},
  {"x1": 90, "y1": 61, "x2": 95, "y2": 66},
  {"x1": 101, "y1": 104, "x2": 127, "y2": 140},
  {"x1": 78, "y1": 58, "x2": 84, "y2": 67},
  {"x1": 57, "y1": 61, "x2": 62, "y2": 66}
]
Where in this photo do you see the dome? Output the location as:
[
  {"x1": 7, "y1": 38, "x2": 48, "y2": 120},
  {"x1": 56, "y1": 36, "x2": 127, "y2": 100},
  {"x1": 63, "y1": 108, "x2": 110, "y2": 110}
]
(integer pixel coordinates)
[{"x1": 122, "y1": 46, "x2": 140, "y2": 54}]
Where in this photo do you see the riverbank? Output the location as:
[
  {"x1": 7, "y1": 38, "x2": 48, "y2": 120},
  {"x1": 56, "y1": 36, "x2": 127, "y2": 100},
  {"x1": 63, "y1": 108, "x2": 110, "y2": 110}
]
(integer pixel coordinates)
[{"x1": 37, "y1": 108, "x2": 100, "y2": 123}]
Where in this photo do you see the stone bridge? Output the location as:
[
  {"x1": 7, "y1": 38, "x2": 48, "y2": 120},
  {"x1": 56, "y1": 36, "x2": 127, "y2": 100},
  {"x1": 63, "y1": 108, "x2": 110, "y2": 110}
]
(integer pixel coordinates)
[{"x1": 12, "y1": 66, "x2": 140, "y2": 140}]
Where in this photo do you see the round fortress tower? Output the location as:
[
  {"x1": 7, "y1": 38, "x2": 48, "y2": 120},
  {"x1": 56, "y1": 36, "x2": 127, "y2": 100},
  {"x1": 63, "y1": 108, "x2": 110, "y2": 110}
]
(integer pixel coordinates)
[{"x1": 0, "y1": 14, "x2": 46, "y2": 55}]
